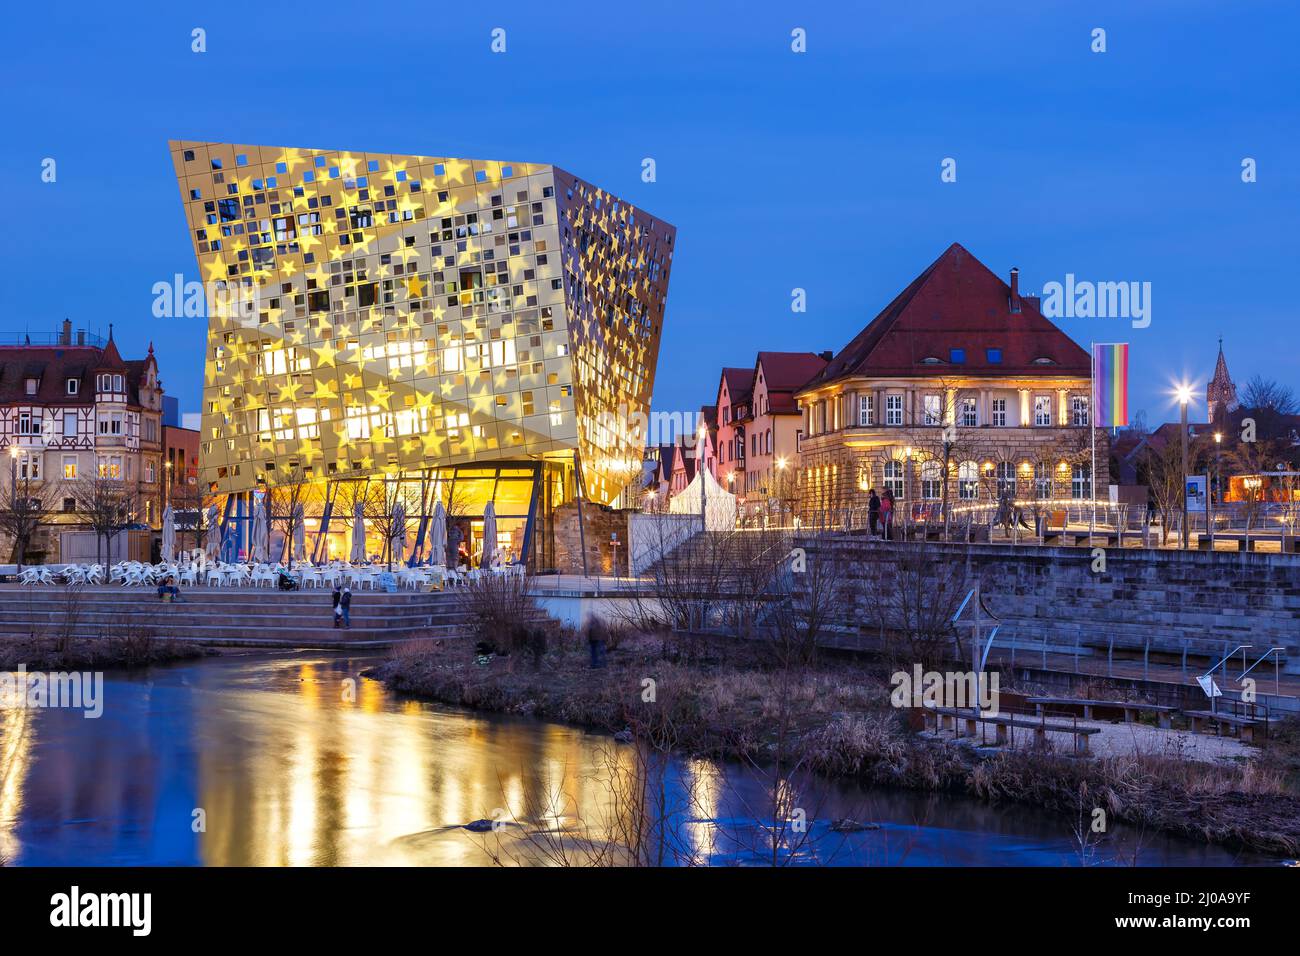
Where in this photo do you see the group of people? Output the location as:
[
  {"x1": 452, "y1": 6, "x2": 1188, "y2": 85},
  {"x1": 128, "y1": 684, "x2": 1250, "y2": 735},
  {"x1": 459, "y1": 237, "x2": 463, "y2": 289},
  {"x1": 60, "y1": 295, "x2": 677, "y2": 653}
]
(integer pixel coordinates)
[{"x1": 866, "y1": 487, "x2": 897, "y2": 539}]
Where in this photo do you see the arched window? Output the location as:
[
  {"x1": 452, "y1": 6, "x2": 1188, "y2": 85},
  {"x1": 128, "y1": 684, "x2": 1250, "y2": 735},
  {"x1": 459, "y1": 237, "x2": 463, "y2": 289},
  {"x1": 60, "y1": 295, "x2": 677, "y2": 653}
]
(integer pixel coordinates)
[
  {"x1": 883, "y1": 459, "x2": 904, "y2": 499},
  {"x1": 1034, "y1": 463, "x2": 1052, "y2": 499},
  {"x1": 920, "y1": 459, "x2": 942, "y2": 499},
  {"x1": 996, "y1": 461, "x2": 1017, "y2": 498},
  {"x1": 958, "y1": 461, "x2": 979, "y2": 499}
]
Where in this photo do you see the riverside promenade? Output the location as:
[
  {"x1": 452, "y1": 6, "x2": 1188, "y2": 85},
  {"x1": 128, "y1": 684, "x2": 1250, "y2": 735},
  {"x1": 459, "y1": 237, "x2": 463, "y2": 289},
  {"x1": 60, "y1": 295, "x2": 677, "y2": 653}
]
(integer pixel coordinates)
[{"x1": 0, "y1": 585, "x2": 473, "y2": 648}]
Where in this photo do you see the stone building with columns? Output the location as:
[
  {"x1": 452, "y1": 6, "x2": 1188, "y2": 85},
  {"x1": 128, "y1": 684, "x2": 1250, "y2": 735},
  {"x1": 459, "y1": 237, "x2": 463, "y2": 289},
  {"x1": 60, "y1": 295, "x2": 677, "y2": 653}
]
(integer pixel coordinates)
[{"x1": 794, "y1": 244, "x2": 1108, "y2": 518}]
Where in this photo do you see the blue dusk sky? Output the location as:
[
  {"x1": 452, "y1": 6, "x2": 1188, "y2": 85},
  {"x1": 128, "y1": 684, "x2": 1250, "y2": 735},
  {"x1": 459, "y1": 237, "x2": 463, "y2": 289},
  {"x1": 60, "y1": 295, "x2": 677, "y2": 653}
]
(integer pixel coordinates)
[{"x1": 1, "y1": 0, "x2": 1295, "y2": 432}]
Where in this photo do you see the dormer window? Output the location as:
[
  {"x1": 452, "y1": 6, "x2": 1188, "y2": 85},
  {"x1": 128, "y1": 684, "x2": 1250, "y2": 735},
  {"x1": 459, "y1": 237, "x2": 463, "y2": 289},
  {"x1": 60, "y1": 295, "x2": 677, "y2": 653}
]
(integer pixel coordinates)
[
  {"x1": 24, "y1": 378, "x2": 38, "y2": 396},
  {"x1": 66, "y1": 378, "x2": 79, "y2": 395},
  {"x1": 96, "y1": 373, "x2": 124, "y2": 393},
  {"x1": 1032, "y1": 357, "x2": 1057, "y2": 366}
]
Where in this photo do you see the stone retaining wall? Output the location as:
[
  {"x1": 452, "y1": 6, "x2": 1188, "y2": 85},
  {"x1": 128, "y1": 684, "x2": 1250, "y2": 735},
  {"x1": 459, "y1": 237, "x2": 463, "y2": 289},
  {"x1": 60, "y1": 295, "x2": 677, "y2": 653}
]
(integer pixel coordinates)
[{"x1": 804, "y1": 537, "x2": 1300, "y2": 672}]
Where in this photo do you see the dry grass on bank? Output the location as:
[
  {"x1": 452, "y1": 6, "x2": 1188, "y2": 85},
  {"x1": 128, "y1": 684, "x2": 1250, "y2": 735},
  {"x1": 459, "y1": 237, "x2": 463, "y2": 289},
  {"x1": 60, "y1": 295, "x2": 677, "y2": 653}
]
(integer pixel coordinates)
[
  {"x1": 373, "y1": 632, "x2": 1300, "y2": 856},
  {"x1": 0, "y1": 634, "x2": 211, "y2": 670},
  {"x1": 379, "y1": 630, "x2": 888, "y2": 759}
]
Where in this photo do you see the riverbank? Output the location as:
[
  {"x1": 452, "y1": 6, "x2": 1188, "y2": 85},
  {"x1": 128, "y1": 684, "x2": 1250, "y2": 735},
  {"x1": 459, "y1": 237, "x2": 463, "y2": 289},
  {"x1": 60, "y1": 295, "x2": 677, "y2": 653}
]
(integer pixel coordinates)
[
  {"x1": 0, "y1": 634, "x2": 213, "y2": 670},
  {"x1": 370, "y1": 632, "x2": 1300, "y2": 857}
]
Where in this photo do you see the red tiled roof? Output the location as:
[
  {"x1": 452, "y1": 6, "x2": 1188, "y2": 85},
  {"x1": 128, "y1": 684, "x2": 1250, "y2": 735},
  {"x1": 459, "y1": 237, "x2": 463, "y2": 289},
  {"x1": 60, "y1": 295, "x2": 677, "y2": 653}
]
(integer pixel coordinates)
[
  {"x1": 0, "y1": 337, "x2": 155, "y2": 406},
  {"x1": 800, "y1": 243, "x2": 1091, "y2": 391},
  {"x1": 756, "y1": 351, "x2": 829, "y2": 392},
  {"x1": 719, "y1": 367, "x2": 755, "y2": 403}
]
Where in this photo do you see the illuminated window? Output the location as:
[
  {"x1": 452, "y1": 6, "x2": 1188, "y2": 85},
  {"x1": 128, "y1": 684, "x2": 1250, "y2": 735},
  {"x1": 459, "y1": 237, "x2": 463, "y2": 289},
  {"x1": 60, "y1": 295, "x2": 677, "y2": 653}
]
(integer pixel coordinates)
[
  {"x1": 958, "y1": 461, "x2": 979, "y2": 499},
  {"x1": 920, "y1": 460, "x2": 942, "y2": 499},
  {"x1": 923, "y1": 394, "x2": 942, "y2": 426},
  {"x1": 1034, "y1": 395, "x2": 1052, "y2": 427},
  {"x1": 858, "y1": 394, "x2": 873, "y2": 426},
  {"x1": 1072, "y1": 395, "x2": 1090, "y2": 426},
  {"x1": 885, "y1": 395, "x2": 903, "y2": 426},
  {"x1": 883, "y1": 460, "x2": 904, "y2": 498}
]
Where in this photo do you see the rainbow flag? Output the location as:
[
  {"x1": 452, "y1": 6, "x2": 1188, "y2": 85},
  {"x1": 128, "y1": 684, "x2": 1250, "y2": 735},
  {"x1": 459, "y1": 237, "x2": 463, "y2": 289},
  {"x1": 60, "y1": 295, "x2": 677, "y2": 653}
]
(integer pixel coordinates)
[{"x1": 1092, "y1": 343, "x2": 1129, "y2": 427}]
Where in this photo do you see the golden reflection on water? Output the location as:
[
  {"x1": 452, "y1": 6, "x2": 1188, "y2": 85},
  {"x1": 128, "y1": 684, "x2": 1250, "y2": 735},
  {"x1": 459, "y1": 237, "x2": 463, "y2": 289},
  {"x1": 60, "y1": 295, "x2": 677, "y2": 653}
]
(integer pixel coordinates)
[
  {"x1": 0, "y1": 705, "x2": 34, "y2": 862},
  {"x1": 193, "y1": 659, "x2": 641, "y2": 866}
]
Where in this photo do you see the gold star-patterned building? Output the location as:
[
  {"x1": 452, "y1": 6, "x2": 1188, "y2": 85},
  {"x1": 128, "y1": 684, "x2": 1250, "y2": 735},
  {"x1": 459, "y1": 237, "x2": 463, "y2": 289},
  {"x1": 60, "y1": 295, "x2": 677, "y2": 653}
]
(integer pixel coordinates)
[{"x1": 169, "y1": 141, "x2": 675, "y2": 565}]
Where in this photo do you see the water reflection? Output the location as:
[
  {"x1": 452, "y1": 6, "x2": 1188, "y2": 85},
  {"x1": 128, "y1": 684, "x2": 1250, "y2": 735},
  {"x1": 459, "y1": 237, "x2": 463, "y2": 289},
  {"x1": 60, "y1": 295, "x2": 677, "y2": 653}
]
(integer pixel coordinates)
[{"x1": 0, "y1": 654, "x2": 1276, "y2": 867}]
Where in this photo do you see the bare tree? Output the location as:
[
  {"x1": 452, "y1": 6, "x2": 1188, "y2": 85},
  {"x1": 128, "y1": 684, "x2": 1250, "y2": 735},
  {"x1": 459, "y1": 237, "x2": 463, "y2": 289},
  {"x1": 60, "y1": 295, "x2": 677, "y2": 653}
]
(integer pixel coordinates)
[
  {"x1": 762, "y1": 534, "x2": 857, "y2": 669},
  {"x1": 268, "y1": 467, "x2": 318, "y2": 567},
  {"x1": 71, "y1": 475, "x2": 139, "y2": 566},
  {"x1": 0, "y1": 468, "x2": 58, "y2": 569},
  {"x1": 363, "y1": 476, "x2": 404, "y2": 570},
  {"x1": 1240, "y1": 375, "x2": 1299, "y2": 420},
  {"x1": 860, "y1": 540, "x2": 972, "y2": 668}
]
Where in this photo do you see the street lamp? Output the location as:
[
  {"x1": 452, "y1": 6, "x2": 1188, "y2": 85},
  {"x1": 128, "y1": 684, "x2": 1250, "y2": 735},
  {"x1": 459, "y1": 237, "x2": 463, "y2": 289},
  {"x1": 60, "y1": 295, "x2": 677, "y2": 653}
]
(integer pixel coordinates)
[
  {"x1": 1175, "y1": 383, "x2": 1194, "y2": 550},
  {"x1": 1213, "y1": 432, "x2": 1222, "y2": 502}
]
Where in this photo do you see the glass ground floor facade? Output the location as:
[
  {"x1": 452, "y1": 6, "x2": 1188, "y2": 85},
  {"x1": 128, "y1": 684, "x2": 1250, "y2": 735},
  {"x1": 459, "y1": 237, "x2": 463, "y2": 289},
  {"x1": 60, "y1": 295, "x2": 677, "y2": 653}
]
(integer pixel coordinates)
[{"x1": 216, "y1": 457, "x2": 576, "y2": 570}]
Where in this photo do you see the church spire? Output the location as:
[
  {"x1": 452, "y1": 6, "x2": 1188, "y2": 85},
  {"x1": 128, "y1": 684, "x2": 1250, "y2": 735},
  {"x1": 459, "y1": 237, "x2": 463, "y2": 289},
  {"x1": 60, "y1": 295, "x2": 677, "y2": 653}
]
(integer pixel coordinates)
[{"x1": 1207, "y1": 336, "x2": 1238, "y2": 423}]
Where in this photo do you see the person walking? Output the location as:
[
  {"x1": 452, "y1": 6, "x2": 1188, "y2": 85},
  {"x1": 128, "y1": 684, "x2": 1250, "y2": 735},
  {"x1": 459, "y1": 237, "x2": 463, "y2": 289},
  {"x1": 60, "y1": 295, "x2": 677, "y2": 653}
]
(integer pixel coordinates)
[
  {"x1": 586, "y1": 617, "x2": 608, "y2": 669},
  {"x1": 868, "y1": 488, "x2": 881, "y2": 537},
  {"x1": 332, "y1": 584, "x2": 343, "y2": 628},
  {"x1": 340, "y1": 586, "x2": 352, "y2": 629},
  {"x1": 881, "y1": 489, "x2": 894, "y2": 540}
]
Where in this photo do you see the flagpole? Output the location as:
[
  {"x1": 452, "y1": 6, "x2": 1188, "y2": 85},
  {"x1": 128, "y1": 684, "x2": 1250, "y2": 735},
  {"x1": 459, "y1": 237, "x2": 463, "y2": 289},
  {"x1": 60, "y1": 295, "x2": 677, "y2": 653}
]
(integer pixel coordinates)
[{"x1": 1090, "y1": 342, "x2": 1096, "y2": 540}]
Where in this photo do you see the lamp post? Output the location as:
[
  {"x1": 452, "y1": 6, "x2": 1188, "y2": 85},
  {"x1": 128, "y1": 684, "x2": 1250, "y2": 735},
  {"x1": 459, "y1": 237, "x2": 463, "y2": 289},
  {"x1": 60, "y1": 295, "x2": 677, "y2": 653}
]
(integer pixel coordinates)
[
  {"x1": 1176, "y1": 385, "x2": 1193, "y2": 550},
  {"x1": 164, "y1": 459, "x2": 173, "y2": 509},
  {"x1": 1213, "y1": 432, "x2": 1221, "y2": 504},
  {"x1": 1212, "y1": 431, "x2": 1222, "y2": 547}
]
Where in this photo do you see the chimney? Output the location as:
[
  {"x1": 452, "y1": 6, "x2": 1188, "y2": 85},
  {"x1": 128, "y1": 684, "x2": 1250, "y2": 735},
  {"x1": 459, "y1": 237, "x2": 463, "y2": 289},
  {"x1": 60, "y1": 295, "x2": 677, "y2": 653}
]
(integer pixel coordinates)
[
  {"x1": 77, "y1": 330, "x2": 86, "y2": 345},
  {"x1": 818, "y1": 350, "x2": 833, "y2": 362},
  {"x1": 1009, "y1": 267, "x2": 1021, "y2": 313},
  {"x1": 60, "y1": 318, "x2": 72, "y2": 345}
]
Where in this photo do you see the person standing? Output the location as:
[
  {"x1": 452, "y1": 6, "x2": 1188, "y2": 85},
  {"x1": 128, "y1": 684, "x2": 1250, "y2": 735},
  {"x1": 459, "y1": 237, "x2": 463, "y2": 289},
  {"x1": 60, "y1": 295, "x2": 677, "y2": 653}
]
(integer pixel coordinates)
[
  {"x1": 881, "y1": 489, "x2": 894, "y2": 540},
  {"x1": 448, "y1": 523, "x2": 465, "y2": 569},
  {"x1": 868, "y1": 488, "x2": 881, "y2": 537},
  {"x1": 332, "y1": 584, "x2": 343, "y2": 628},
  {"x1": 340, "y1": 586, "x2": 352, "y2": 629}
]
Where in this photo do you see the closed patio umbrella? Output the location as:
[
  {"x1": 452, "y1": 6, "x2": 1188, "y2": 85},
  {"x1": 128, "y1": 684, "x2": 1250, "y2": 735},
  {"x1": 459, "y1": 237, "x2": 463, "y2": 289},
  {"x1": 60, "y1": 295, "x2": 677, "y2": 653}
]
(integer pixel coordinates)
[
  {"x1": 428, "y1": 500, "x2": 447, "y2": 568},
  {"x1": 292, "y1": 503, "x2": 306, "y2": 563},
  {"x1": 161, "y1": 505, "x2": 176, "y2": 563},
  {"x1": 481, "y1": 500, "x2": 497, "y2": 568},
  {"x1": 350, "y1": 501, "x2": 366, "y2": 563},
  {"x1": 390, "y1": 502, "x2": 407, "y2": 566},
  {"x1": 250, "y1": 497, "x2": 269, "y2": 563}
]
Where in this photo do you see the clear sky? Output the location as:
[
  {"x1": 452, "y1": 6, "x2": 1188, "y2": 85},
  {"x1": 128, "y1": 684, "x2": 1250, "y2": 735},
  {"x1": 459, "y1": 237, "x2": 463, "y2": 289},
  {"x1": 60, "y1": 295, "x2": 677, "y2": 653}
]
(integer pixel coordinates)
[{"x1": 1, "y1": 0, "x2": 1295, "y2": 431}]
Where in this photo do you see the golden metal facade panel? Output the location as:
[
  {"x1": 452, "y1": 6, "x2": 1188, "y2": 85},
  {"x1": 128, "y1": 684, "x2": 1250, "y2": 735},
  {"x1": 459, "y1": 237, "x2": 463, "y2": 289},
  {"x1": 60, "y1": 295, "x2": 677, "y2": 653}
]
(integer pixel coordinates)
[{"x1": 168, "y1": 142, "x2": 675, "y2": 504}]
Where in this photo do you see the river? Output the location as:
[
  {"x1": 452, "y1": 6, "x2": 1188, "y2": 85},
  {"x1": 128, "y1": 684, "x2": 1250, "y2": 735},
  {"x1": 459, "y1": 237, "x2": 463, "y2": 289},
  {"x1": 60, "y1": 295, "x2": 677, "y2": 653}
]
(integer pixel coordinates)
[{"x1": 0, "y1": 653, "x2": 1275, "y2": 866}]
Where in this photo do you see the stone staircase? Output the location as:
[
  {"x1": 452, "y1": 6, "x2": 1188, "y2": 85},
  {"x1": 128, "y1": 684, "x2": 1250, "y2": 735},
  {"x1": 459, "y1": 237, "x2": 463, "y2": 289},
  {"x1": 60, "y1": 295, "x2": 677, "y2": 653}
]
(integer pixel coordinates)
[{"x1": 0, "y1": 585, "x2": 477, "y2": 648}]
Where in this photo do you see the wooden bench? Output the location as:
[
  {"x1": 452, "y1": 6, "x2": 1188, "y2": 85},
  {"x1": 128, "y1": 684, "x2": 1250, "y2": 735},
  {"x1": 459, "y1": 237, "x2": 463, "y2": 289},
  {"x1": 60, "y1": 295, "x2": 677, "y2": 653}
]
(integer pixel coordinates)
[
  {"x1": 1027, "y1": 697, "x2": 1176, "y2": 728},
  {"x1": 1197, "y1": 533, "x2": 1300, "y2": 553},
  {"x1": 1182, "y1": 709, "x2": 1266, "y2": 743},
  {"x1": 1040, "y1": 510, "x2": 1068, "y2": 542},
  {"x1": 922, "y1": 706, "x2": 1102, "y2": 755}
]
